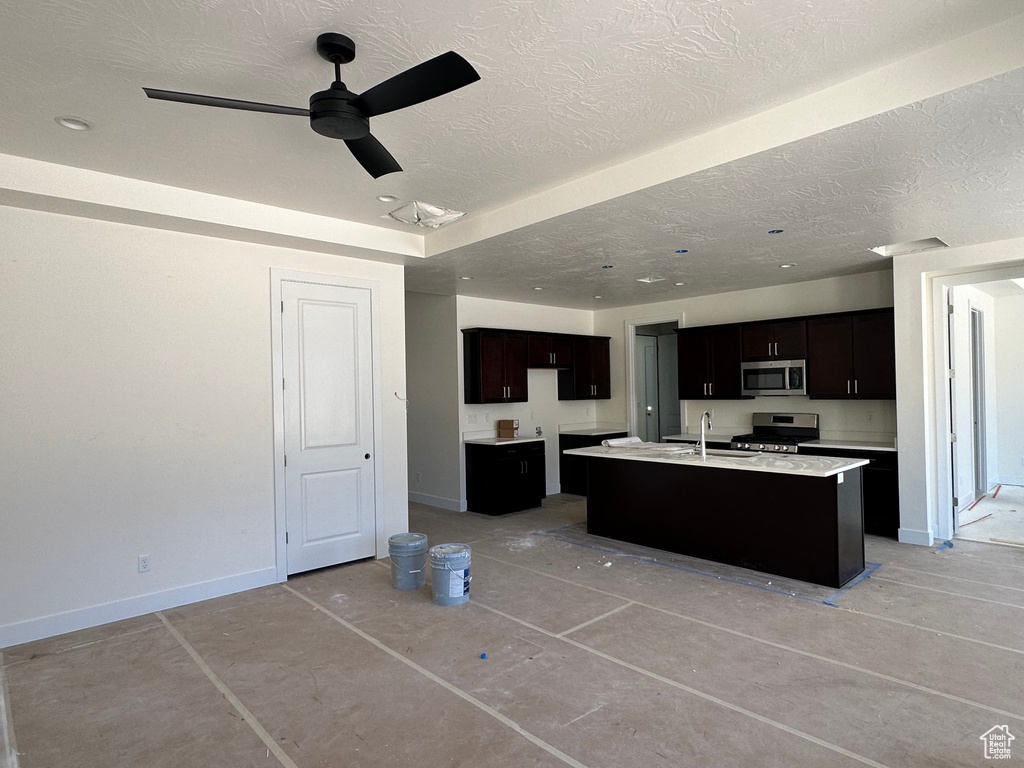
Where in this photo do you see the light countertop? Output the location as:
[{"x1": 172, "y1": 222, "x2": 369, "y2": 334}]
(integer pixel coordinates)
[
  {"x1": 559, "y1": 427, "x2": 630, "y2": 436},
  {"x1": 663, "y1": 432, "x2": 897, "y2": 452},
  {"x1": 563, "y1": 444, "x2": 867, "y2": 478},
  {"x1": 465, "y1": 436, "x2": 546, "y2": 446}
]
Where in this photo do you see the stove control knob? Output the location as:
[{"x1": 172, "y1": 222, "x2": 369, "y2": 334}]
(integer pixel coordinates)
[
  {"x1": 781, "y1": 445, "x2": 790, "y2": 452},
  {"x1": 758, "y1": 443, "x2": 766, "y2": 450},
  {"x1": 744, "y1": 443, "x2": 751, "y2": 450},
  {"x1": 773, "y1": 444, "x2": 782, "y2": 451}
]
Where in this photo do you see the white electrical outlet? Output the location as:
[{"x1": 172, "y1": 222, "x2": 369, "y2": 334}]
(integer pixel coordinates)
[
  {"x1": 467, "y1": 413, "x2": 478, "y2": 424},
  {"x1": 138, "y1": 555, "x2": 151, "y2": 573},
  {"x1": 866, "y1": 411, "x2": 875, "y2": 423}
]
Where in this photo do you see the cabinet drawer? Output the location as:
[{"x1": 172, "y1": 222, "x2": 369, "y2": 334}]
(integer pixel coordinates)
[{"x1": 488, "y1": 441, "x2": 545, "y2": 459}]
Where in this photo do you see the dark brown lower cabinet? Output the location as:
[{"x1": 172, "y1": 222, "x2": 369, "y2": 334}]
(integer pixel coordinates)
[
  {"x1": 585, "y1": 456, "x2": 864, "y2": 588},
  {"x1": 558, "y1": 432, "x2": 627, "y2": 496},
  {"x1": 800, "y1": 446, "x2": 899, "y2": 538},
  {"x1": 466, "y1": 441, "x2": 546, "y2": 515}
]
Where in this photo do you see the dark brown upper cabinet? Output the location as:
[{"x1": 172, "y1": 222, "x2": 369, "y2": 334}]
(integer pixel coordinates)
[
  {"x1": 558, "y1": 336, "x2": 611, "y2": 400},
  {"x1": 462, "y1": 329, "x2": 529, "y2": 404},
  {"x1": 807, "y1": 309, "x2": 895, "y2": 400},
  {"x1": 527, "y1": 333, "x2": 574, "y2": 368},
  {"x1": 741, "y1": 319, "x2": 807, "y2": 362},
  {"x1": 675, "y1": 324, "x2": 744, "y2": 399}
]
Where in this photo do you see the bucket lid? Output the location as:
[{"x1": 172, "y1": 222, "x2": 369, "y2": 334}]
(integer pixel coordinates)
[
  {"x1": 429, "y1": 542, "x2": 471, "y2": 560},
  {"x1": 388, "y1": 533, "x2": 428, "y2": 552}
]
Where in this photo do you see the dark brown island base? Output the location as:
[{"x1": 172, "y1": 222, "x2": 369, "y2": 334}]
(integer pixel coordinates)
[{"x1": 564, "y1": 445, "x2": 868, "y2": 588}]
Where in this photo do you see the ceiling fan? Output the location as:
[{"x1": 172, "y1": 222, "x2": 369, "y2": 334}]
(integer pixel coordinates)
[{"x1": 144, "y1": 33, "x2": 480, "y2": 179}]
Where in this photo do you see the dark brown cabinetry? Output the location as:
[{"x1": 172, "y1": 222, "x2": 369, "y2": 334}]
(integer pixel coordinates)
[
  {"x1": 558, "y1": 431, "x2": 627, "y2": 496},
  {"x1": 527, "y1": 334, "x2": 574, "y2": 368},
  {"x1": 463, "y1": 329, "x2": 529, "y2": 404},
  {"x1": 466, "y1": 440, "x2": 545, "y2": 514},
  {"x1": 807, "y1": 310, "x2": 895, "y2": 399},
  {"x1": 800, "y1": 446, "x2": 899, "y2": 538},
  {"x1": 742, "y1": 319, "x2": 807, "y2": 362},
  {"x1": 675, "y1": 324, "x2": 744, "y2": 399},
  {"x1": 559, "y1": 336, "x2": 611, "y2": 399}
]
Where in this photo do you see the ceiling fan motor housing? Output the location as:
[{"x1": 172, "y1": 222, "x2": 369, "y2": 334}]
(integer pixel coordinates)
[{"x1": 309, "y1": 83, "x2": 369, "y2": 140}]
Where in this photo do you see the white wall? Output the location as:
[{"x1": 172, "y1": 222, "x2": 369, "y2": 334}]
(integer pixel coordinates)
[
  {"x1": 892, "y1": 237, "x2": 1024, "y2": 545},
  {"x1": 456, "y1": 296, "x2": 596, "y2": 499},
  {"x1": 405, "y1": 293, "x2": 462, "y2": 507},
  {"x1": 592, "y1": 271, "x2": 896, "y2": 440},
  {"x1": 995, "y1": 293, "x2": 1024, "y2": 485},
  {"x1": 0, "y1": 206, "x2": 409, "y2": 647}
]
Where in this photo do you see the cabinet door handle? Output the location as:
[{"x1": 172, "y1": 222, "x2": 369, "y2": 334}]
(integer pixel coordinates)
[
  {"x1": 854, "y1": 379, "x2": 858, "y2": 395},
  {"x1": 847, "y1": 380, "x2": 851, "y2": 394},
  {"x1": 703, "y1": 382, "x2": 708, "y2": 396},
  {"x1": 710, "y1": 382, "x2": 713, "y2": 396},
  {"x1": 768, "y1": 342, "x2": 772, "y2": 357},
  {"x1": 774, "y1": 342, "x2": 778, "y2": 356}
]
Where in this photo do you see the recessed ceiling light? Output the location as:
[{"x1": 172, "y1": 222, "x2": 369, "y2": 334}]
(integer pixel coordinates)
[
  {"x1": 601, "y1": 265, "x2": 614, "y2": 269},
  {"x1": 779, "y1": 263, "x2": 797, "y2": 269},
  {"x1": 594, "y1": 295, "x2": 603, "y2": 299},
  {"x1": 768, "y1": 229, "x2": 784, "y2": 234},
  {"x1": 376, "y1": 194, "x2": 398, "y2": 202},
  {"x1": 55, "y1": 116, "x2": 91, "y2": 131},
  {"x1": 675, "y1": 249, "x2": 689, "y2": 254},
  {"x1": 533, "y1": 287, "x2": 544, "y2": 291},
  {"x1": 459, "y1": 276, "x2": 473, "y2": 280},
  {"x1": 674, "y1": 282, "x2": 687, "y2": 286}
]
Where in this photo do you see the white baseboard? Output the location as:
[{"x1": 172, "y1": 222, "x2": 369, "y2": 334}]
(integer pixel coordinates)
[
  {"x1": 0, "y1": 567, "x2": 279, "y2": 649},
  {"x1": 408, "y1": 491, "x2": 466, "y2": 512},
  {"x1": 994, "y1": 476, "x2": 1024, "y2": 487},
  {"x1": 898, "y1": 527, "x2": 935, "y2": 546},
  {"x1": 546, "y1": 483, "x2": 561, "y2": 496}
]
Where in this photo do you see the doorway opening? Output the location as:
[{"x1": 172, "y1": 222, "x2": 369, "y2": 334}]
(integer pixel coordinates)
[
  {"x1": 633, "y1": 321, "x2": 680, "y2": 442},
  {"x1": 943, "y1": 279, "x2": 1024, "y2": 547}
]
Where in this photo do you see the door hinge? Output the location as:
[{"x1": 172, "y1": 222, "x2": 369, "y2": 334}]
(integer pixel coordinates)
[
  {"x1": 282, "y1": 377, "x2": 285, "y2": 390},
  {"x1": 948, "y1": 368, "x2": 955, "y2": 379},
  {"x1": 952, "y1": 497, "x2": 959, "y2": 508},
  {"x1": 947, "y1": 304, "x2": 954, "y2": 315},
  {"x1": 284, "y1": 455, "x2": 287, "y2": 466},
  {"x1": 281, "y1": 300, "x2": 284, "y2": 313},
  {"x1": 950, "y1": 433, "x2": 957, "y2": 443},
  {"x1": 286, "y1": 532, "x2": 289, "y2": 544}
]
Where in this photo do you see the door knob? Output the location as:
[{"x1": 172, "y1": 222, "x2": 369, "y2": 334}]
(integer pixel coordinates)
[{"x1": 364, "y1": 453, "x2": 370, "y2": 459}]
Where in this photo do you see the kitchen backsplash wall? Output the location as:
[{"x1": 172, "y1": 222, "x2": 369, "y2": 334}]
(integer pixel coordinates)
[{"x1": 681, "y1": 397, "x2": 897, "y2": 441}]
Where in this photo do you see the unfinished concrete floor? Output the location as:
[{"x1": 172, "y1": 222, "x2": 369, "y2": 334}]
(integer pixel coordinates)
[{"x1": 4, "y1": 495, "x2": 1024, "y2": 768}]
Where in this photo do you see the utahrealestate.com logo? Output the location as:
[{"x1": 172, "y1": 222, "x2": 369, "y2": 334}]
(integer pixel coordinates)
[{"x1": 980, "y1": 725, "x2": 1014, "y2": 760}]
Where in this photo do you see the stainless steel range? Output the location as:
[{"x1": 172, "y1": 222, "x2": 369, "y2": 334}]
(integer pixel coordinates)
[{"x1": 729, "y1": 412, "x2": 819, "y2": 454}]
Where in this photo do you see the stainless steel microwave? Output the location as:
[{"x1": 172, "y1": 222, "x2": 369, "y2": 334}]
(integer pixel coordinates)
[{"x1": 741, "y1": 359, "x2": 807, "y2": 396}]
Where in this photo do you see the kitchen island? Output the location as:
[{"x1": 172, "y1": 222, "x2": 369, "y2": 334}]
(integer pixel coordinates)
[{"x1": 563, "y1": 444, "x2": 869, "y2": 588}]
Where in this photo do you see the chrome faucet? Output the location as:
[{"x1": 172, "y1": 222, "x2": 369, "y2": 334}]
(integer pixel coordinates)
[{"x1": 698, "y1": 410, "x2": 713, "y2": 461}]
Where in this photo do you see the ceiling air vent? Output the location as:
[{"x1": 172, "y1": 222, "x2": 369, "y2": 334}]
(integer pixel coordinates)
[
  {"x1": 869, "y1": 237, "x2": 948, "y2": 257},
  {"x1": 386, "y1": 200, "x2": 465, "y2": 228}
]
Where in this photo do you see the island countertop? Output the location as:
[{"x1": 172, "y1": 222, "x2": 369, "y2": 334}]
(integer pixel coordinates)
[{"x1": 563, "y1": 444, "x2": 867, "y2": 478}]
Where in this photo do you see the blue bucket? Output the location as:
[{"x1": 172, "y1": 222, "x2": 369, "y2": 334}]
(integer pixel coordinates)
[
  {"x1": 429, "y1": 543, "x2": 472, "y2": 606},
  {"x1": 388, "y1": 533, "x2": 428, "y2": 590}
]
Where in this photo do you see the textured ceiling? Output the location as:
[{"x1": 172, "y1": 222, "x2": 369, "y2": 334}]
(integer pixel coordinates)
[
  {"x1": 2, "y1": 0, "x2": 1024, "y2": 307},
  {"x1": 412, "y1": 69, "x2": 1024, "y2": 307}
]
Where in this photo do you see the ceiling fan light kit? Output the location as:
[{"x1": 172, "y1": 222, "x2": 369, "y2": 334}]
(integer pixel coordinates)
[{"x1": 144, "y1": 32, "x2": 480, "y2": 179}]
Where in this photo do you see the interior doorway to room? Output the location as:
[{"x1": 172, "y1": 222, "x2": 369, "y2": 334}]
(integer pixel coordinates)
[
  {"x1": 633, "y1": 322, "x2": 680, "y2": 442},
  {"x1": 945, "y1": 279, "x2": 1024, "y2": 547}
]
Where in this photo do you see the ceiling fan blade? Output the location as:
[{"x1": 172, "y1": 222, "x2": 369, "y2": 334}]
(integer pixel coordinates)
[
  {"x1": 143, "y1": 88, "x2": 309, "y2": 117},
  {"x1": 344, "y1": 134, "x2": 402, "y2": 178},
  {"x1": 350, "y1": 51, "x2": 480, "y2": 118}
]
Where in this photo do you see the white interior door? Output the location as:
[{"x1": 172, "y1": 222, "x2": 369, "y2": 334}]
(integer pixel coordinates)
[
  {"x1": 282, "y1": 280, "x2": 376, "y2": 574},
  {"x1": 635, "y1": 336, "x2": 659, "y2": 442}
]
